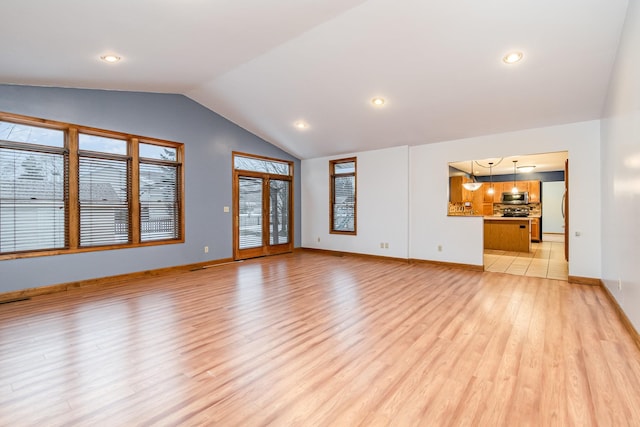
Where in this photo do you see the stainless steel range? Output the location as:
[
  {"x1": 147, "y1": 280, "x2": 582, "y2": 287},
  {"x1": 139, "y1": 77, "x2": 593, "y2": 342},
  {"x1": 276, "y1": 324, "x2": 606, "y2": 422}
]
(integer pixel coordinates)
[{"x1": 502, "y1": 207, "x2": 530, "y2": 217}]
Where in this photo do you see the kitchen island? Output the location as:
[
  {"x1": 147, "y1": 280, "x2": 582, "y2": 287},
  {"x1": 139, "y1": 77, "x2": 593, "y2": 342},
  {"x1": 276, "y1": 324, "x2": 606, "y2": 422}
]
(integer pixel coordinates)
[{"x1": 484, "y1": 216, "x2": 531, "y2": 253}]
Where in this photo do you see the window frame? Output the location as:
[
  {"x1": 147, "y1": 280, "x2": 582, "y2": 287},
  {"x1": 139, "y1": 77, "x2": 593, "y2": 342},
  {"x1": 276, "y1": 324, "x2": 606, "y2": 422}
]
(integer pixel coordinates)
[
  {"x1": 138, "y1": 141, "x2": 182, "y2": 243},
  {"x1": 329, "y1": 157, "x2": 357, "y2": 235},
  {"x1": 0, "y1": 111, "x2": 184, "y2": 260}
]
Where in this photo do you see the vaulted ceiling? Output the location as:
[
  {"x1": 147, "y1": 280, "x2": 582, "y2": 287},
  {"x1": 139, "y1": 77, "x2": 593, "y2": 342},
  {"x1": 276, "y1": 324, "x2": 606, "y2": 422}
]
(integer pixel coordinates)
[{"x1": 0, "y1": 0, "x2": 629, "y2": 159}]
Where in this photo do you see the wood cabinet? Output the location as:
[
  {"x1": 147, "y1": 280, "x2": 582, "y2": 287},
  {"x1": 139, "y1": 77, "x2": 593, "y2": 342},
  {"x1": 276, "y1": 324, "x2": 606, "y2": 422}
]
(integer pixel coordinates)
[
  {"x1": 528, "y1": 181, "x2": 540, "y2": 203},
  {"x1": 482, "y1": 202, "x2": 494, "y2": 216},
  {"x1": 490, "y1": 180, "x2": 541, "y2": 203},
  {"x1": 484, "y1": 218, "x2": 531, "y2": 252},
  {"x1": 483, "y1": 184, "x2": 496, "y2": 202},
  {"x1": 530, "y1": 217, "x2": 540, "y2": 242},
  {"x1": 492, "y1": 182, "x2": 504, "y2": 203},
  {"x1": 449, "y1": 176, "x2": 465, "y2": 203},
  {"x1": 450, "y1": 176, "x2": 484, "y2": 214}
]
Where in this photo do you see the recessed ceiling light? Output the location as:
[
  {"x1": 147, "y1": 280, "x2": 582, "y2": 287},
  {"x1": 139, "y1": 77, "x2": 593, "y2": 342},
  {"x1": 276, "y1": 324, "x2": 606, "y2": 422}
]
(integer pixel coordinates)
[
  {"x1": 294, "y1": 121, "x2": 308, "y2": 130},
  {"x1": 371, "y1": 97, "x2": 385, "y2": 106},
  {"x1": 100, "y1": 54, "x2": 121, "y2": 63},
  {"x1": 503, "y1": 51, "x2": 523, "y2": 64}
]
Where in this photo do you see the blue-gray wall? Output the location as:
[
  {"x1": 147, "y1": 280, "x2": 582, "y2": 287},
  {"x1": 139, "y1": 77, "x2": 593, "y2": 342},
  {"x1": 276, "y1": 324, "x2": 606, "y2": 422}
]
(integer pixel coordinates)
[{"x1": 0, "y1": 84, "x2": 301, "y2": 293}]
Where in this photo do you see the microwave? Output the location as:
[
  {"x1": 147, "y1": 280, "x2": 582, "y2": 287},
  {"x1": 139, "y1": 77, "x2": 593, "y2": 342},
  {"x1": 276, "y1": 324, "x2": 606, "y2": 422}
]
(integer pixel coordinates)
[{"x1": 501, "y1": 192, "x2": 529, "y2": 204}]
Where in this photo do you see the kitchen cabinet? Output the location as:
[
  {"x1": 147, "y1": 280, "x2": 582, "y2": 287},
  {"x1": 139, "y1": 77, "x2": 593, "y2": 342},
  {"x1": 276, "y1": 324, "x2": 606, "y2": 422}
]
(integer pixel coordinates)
[
  {"x1": 530, "y1": 217, "x2": 540, "y2": 242},
  {"x1": 492, "y1": 182, "x2": 504, "y2": 203},
  {"x1": 484, "y1": 218, "x2": 531, "y2": 252},
  {"x1": 528, "y1": 181, "x2": 541, "y2": 203},
  {"x1": 450, "y1": 176, "x2": 484, "y2": 214},
  {"x1": 513, "y1": 181, "x2": 528, "y2": 194},
  {"x1": 490, "y1": 180, "x2": 540, "y2": 203},
  {"x1": 449, "y1": 176, "x2": 469, "y2": 203},
  {"x1": 483, "y1": 184, "x2": 496, "y2": 202},
  {"x1": 482, "y1": 202, "x2": 494, "y2": 216}
]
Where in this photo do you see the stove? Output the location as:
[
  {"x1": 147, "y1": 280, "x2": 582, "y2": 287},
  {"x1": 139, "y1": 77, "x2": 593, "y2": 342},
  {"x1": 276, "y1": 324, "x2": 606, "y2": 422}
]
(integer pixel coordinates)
[{"x1": 502, "y1": 207, "x2": 530, "y2": 217}]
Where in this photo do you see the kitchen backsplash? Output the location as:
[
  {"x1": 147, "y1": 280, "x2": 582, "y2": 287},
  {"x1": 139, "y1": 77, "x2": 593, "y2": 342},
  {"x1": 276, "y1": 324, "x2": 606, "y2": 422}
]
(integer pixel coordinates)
[
  {"x1": 493, "y1": 202, "x2": 541, "y2": 216},
  {"x1": 448, "y1": 202, "x2": 475, "y2": 215},
  {"x1": 448, "y1": 202, "x2": 542, "y2": 216}
]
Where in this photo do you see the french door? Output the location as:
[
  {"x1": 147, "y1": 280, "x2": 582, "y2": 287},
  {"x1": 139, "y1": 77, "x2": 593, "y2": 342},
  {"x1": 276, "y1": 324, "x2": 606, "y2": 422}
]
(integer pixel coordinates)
[{"x1": 233, "y1": 153, "x2": 293, "y2": 260}]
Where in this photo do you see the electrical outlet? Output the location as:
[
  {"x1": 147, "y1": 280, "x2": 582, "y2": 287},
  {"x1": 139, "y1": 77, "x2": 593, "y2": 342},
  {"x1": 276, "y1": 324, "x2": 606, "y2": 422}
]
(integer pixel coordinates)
[
  {"x1": 618, "y1": 279, "x2": 622, "y2": 290},
  {"x1": 223, "y1": 206, "x2": 230, "y2": 213},
  {"x1": 384, "y1": 243, "x2": 389, "y2": 249},
  {"x1": 380, "y1": 242, "x2": 384, "y2": 248},
  {"x1": 317, "y1": 237, "x2": 320, "y2": 242},
  {"x1": 204, "y1": 246, "x2": 209, "y2": 253},
  {"x1": 437, "y1": 245, "x2": 442, "y2": 252}
]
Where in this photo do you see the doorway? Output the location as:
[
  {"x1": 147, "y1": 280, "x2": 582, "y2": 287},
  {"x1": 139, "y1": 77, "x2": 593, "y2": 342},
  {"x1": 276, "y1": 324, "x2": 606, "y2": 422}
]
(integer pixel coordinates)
[{"x1": 233, "y1": 153, "x2": 293, "y2": 260}]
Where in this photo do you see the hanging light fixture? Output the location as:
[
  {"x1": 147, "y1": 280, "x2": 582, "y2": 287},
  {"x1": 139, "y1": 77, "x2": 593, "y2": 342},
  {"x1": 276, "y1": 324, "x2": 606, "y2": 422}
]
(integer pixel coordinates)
[
  {"x1": 462, "y1": 161, "x2": 483, "y2": 191},
  {"x1": 487, "y1": 162, "x2": 494, "y2": 195},
  {"x1": 511, "y1": 160, "x2": 519, "y2": 193}
]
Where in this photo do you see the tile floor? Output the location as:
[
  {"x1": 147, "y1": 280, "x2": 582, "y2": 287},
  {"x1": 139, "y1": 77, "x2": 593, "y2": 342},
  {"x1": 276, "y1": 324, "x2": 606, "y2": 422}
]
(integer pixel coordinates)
[{"x1": 484, "y1": 233, "x2": 568, "y2": 280}]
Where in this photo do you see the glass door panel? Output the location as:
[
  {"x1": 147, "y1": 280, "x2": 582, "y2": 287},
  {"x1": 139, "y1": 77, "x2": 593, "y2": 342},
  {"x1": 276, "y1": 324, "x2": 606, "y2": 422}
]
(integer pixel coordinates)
[
  {"x1": 239, "y1": 177, "x2": 263, "y2": 250},
  {"x1": 269, "y1": 180, "x2": 290, "y2": 246}
]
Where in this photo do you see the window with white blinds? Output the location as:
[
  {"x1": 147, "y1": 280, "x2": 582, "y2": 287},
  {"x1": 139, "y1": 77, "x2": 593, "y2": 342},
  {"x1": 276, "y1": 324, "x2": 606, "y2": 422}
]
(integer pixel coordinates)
[
  {"x1": 0, "y1": 112, "x2": 184, "y2": 259},
  {"x1": 139, "y1": 162, "x2": 179, "y2": 241},
  {"x1": 0, "y1": 144, "x2": 67, "y2": 253},
  {"x1": 79, "y1": 156, "x2": 130, "y2": 246},
  {"x1": 79, "y1": 134, "x2": 130, "y2": 247},
  {"x1": 139, "y1": 143, "x2": 180, "y2": 242},
  {"x1": 330, "y1": 158, "x2": 356, "y2": 234}
]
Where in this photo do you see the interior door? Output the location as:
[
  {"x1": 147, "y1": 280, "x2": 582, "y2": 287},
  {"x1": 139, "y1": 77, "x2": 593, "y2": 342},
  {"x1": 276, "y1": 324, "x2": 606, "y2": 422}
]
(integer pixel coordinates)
[{"x1": 234, "y1": 172, "x2": 293, "y2": 260}]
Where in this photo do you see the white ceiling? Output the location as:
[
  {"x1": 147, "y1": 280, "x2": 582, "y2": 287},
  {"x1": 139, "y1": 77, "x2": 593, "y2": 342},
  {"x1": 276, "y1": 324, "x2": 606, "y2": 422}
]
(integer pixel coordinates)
[{"x1": 0, "y1": 0, "x2": 629, "y2": 160}]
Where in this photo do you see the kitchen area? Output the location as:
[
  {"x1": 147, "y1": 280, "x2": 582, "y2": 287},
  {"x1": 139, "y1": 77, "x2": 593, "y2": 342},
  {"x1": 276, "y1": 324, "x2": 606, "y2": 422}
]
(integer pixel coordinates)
[{"x1": 449, "y1": 153, "x2": 568, "y2": 279}]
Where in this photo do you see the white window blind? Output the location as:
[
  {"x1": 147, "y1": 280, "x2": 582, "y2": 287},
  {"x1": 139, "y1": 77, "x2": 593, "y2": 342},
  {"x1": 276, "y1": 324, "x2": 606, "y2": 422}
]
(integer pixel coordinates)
[
  {"x1": 79, "y1": 156, "x2": 130, "y2": 246},
  {"x1": 0, "y1": 147, "x2": 67, "y2": 253},
  {"x1": 139, "y1": 162, "x2": 180, "y2": 241}
]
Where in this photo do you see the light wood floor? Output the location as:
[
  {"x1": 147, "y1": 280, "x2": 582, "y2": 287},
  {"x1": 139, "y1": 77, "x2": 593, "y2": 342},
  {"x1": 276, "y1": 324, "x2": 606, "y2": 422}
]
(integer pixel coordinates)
[{"x1": 1, "y1": 251, "x2": 640, "y2": 425}]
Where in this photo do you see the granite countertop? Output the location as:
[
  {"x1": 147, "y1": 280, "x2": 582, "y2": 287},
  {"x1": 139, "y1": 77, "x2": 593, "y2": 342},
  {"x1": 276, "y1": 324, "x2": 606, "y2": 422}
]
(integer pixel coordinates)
[{"x1": 484, "y1": 216, "x2": 532, "y2": 221}]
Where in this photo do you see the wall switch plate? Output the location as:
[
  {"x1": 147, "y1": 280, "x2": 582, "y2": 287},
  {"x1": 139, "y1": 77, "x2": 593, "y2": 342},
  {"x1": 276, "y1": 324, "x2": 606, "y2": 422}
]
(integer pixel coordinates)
[{"x1": 204, "y1": 246, "x2": 209, "y2": 253}]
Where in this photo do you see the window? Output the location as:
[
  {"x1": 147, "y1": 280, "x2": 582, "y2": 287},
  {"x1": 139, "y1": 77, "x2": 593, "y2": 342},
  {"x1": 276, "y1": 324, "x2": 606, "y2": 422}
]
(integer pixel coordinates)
[
  {"x1": 0, "y1": 112, "x2": 184, "y2": 259},
  {"x1": 0, "y1": 122, "x2": 67, "y2": 253},
  {"x1": 330, "y1": 157, "x2": 356, "y2": 234},
  {"x1": 234, "y1": 154, "x2": 290, "y2": 175},
  {"x1": 79, "y1": 134, "x2": 130, "y2": 247},
  {"x1": 139, "y1": 143, "x2": 181, "y2": 242}
]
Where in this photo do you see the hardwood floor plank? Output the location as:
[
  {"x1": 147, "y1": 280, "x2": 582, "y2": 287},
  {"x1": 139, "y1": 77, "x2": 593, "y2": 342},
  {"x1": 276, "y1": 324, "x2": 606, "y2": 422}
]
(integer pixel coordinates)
[{"x1": 1, "y1": 252, "x2": 640, "y2": 426}]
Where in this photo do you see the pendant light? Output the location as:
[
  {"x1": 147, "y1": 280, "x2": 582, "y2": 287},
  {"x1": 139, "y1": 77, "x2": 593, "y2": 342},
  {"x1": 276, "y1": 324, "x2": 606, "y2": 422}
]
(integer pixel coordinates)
[
  {"x1": 487, "y1": 162, "x2": 494, "y2": 195},
  {"x1": 462, "y1": 161, "x2": 483, "y2": 191},
  {"x1": 511, "y1": 160, "x2": 519, "y2": 194}
]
